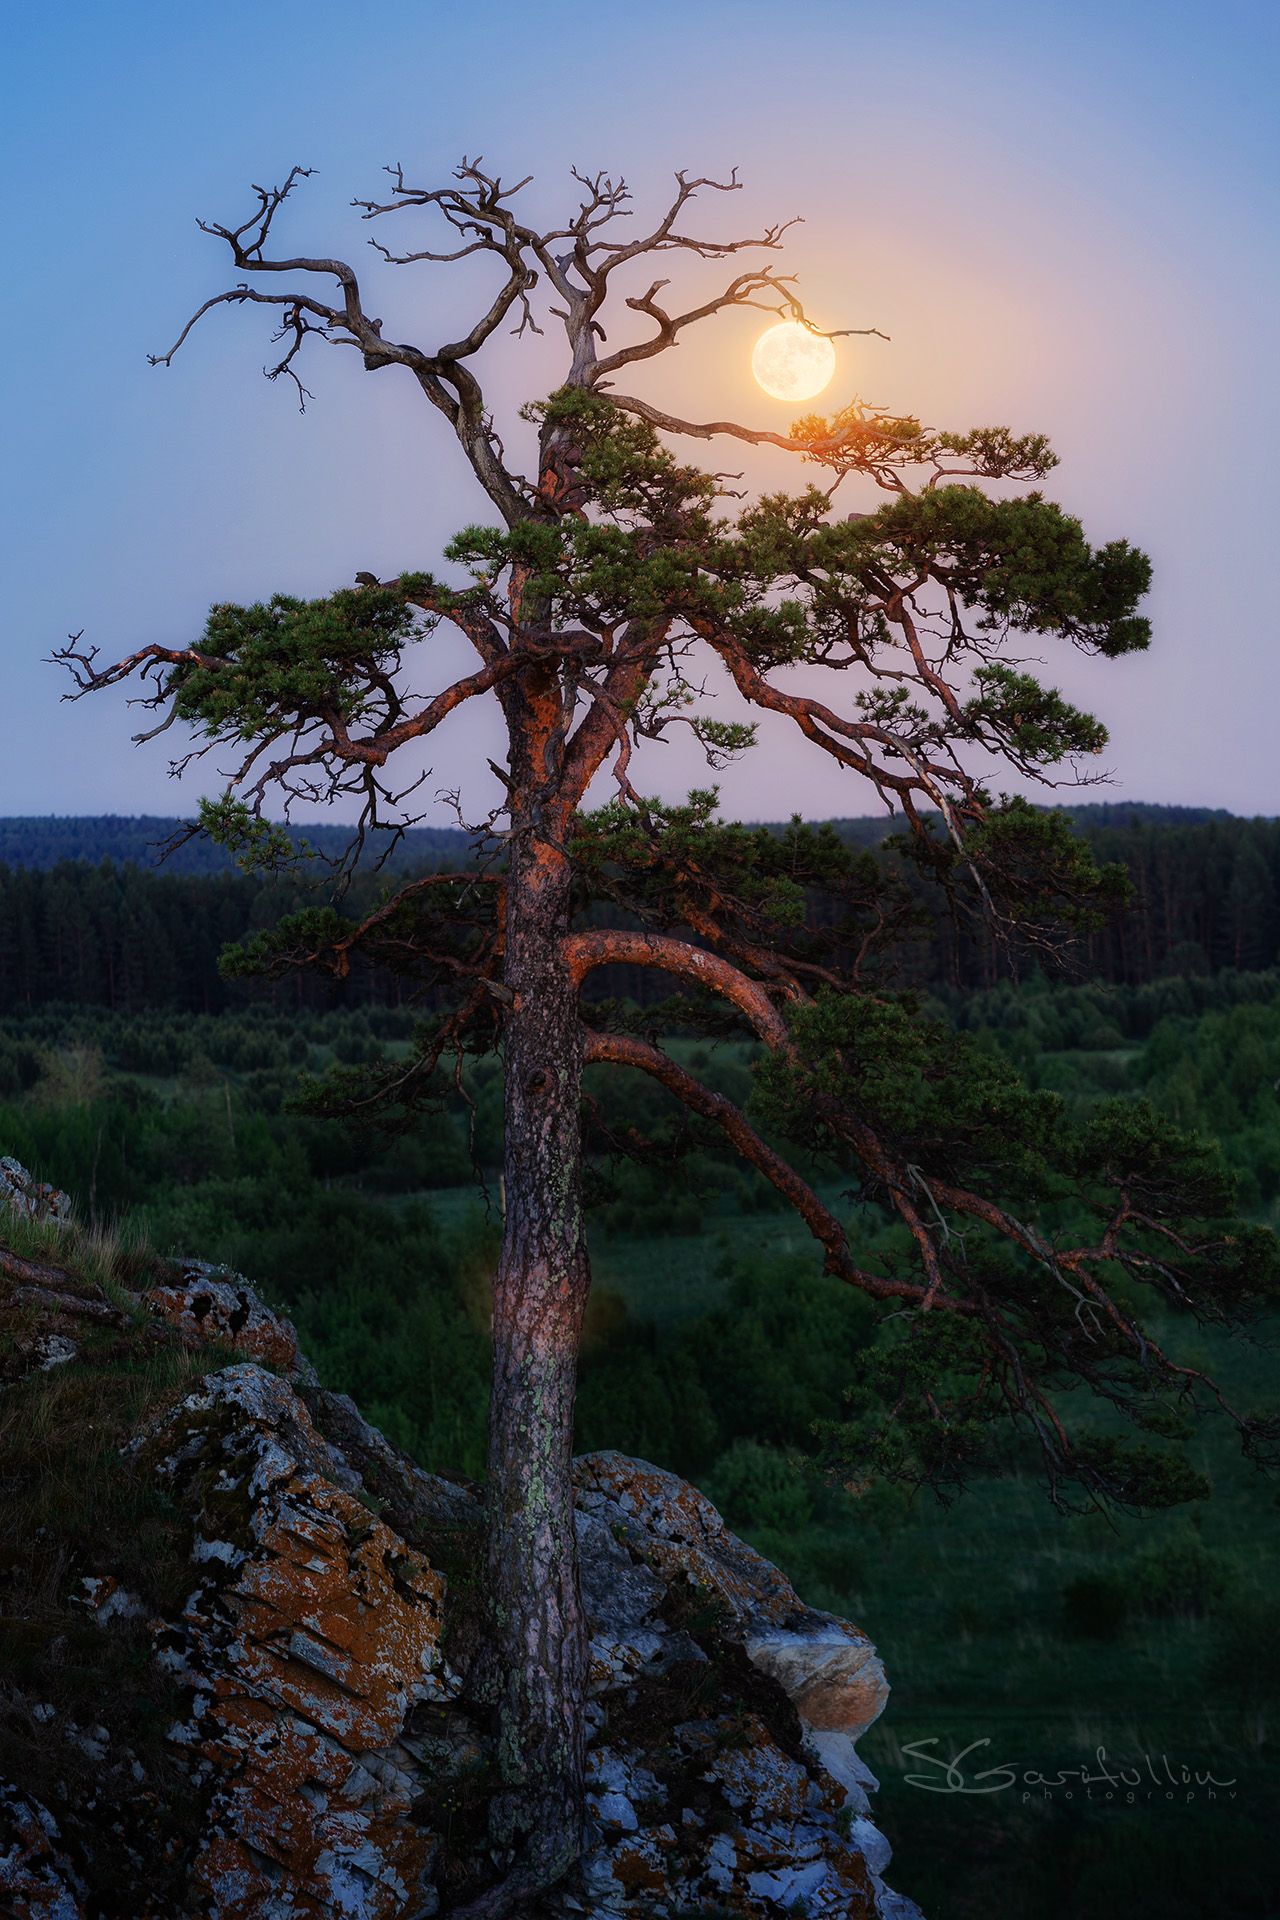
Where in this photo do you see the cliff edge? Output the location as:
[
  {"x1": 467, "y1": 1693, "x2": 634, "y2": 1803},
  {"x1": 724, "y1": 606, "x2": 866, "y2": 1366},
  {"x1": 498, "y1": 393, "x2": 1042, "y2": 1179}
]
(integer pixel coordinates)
[{"x1": 0, "y1": 1157, "x2": 921, "y2": 1919}]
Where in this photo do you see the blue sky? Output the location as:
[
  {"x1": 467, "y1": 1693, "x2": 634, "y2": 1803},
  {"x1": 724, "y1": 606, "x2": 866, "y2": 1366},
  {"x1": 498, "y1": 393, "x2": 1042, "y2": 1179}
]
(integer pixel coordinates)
[{"x1": 4, "y1": 0, "x2": 1277, "y2": 824}]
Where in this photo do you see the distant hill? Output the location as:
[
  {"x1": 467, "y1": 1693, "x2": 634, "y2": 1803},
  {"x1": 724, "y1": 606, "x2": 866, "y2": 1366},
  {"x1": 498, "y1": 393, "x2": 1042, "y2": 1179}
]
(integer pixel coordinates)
[
  {"x1": 0, "y1": 803, "x2": 1247, "y2": 873},
  {"x1": 818, "y1": 801, "x2": 1241, "y2": 849},
  {"x1": 0, "y1": 815, "x2": 472, "y2": 874}
]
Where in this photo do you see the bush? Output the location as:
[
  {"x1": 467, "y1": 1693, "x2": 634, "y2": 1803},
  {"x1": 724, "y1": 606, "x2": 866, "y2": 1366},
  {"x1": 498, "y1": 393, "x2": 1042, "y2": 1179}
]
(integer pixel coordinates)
[
  {"x1": 1129, "y1": 1533, "x2": 1234, "y2": 1618},
  {"x1": 706, "y1": 1440, "x2": 815, "y2": 1534},
  {"x1": 1062, "y1": 1571, "x2": 1129, "y2": 1639}
]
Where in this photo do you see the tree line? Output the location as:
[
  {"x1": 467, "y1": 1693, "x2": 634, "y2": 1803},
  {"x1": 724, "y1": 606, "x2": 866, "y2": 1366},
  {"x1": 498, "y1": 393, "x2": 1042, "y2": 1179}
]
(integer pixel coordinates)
[{"x1": 0, "y1": 806, "x2": 1276, "y2": 1013}]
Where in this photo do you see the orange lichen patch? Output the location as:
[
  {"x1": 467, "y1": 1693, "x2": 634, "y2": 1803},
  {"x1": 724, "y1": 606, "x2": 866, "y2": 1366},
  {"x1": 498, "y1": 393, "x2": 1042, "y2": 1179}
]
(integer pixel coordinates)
[
  {"x1": 144, "y1": 1269, "x2": 307, "y2": 1375},
  {"x1": 588, "y1": 1646, "x2": 622, "y2": 1693},
  {"x1": 0, "y1": 1785, "x2": 86, "y2": 1919},
  {"x1": 149, "y1": 1366, "x2": 449, "y2": 1920},
  {"x1": 609, "y1": 1842, "x2": 668, "y2": 1895},
  {"x1": 824, "y1": 1844, "x2": 879, "y2": 1916},
  {"x1": 218, "y1": 1477, "x2": 445, "y2": 1750},
  {"x1": 704, "y1": 1717, "x2": 812, "y2": 1825},
  {"x1": 189, "y1": 1698, "x2": 434, "y2": 1920}
]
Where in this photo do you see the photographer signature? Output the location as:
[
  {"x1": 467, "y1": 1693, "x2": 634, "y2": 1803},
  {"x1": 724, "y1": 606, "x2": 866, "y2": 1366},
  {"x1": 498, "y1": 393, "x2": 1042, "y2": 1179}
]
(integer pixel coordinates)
[{"x1": 900, "y1": 1738, "x2": 1237, "y2": 1794}]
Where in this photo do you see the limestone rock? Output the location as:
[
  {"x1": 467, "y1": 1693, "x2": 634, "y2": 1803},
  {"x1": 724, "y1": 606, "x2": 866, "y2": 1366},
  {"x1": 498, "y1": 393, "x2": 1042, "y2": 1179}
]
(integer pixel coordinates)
[
  {"x1": 565, "y1": 1451, "x2": 918, "y2": 1918},
  {"x1": 0, "y1": 1154, "x2": 923, "y2": 1919},
  {"x1": 70, "y1": 1573, "x2": 149, "y2": 1625},
  {"x1": 141, "y1": 1363, "x2": 448, "y2": 1919},
  {"x1": 0, "y1": 1158, "x2": 72, "y2": 1228},
  {"x1": 0, "y1": 1785, "x2": 86, "y2": 1920},
  {"x1": 143, "y1": 1261, "x2": 316, "y2": 1380},
  {"x1": 0, "y1": 1328, "x2": 79, "y2": 1385}
]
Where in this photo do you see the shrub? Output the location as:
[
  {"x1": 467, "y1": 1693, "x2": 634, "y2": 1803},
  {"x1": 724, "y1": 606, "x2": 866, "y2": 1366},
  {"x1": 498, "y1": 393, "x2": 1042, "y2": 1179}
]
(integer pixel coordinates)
[
  {"x1": 1129, "y1": 1533, "x2": 1234, "y2": 1618},
  {"x1": 707, "y1": 1439, "x2": 816, "y2": 1534},
  {"x1": 1062, "y1": 1571, "x2": 1129, "y2": 1639}
]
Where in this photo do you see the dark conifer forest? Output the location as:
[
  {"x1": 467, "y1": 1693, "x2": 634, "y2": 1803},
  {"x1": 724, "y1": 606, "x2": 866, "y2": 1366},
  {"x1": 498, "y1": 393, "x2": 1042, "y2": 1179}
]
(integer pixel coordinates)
[{"x1": 1, "y1": 805, "x2": 1276, "y2": 1012}]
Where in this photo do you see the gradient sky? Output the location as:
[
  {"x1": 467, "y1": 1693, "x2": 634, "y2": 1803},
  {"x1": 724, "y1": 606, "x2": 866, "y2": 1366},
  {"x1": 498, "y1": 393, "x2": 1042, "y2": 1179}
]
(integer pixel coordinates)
[{"x1": 4, "y1": 0, "x2": 1277, "y2": 828}]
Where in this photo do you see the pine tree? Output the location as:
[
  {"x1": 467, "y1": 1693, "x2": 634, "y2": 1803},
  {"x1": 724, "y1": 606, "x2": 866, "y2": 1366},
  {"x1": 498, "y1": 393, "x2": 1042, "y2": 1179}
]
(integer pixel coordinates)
[{"x1": 56, "y1": 160, "x2": 1279, "y2": 1915}]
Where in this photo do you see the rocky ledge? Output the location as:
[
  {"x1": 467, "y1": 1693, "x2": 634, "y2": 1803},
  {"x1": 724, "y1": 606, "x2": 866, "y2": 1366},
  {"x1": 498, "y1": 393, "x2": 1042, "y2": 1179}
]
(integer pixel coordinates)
[{"x1": 0, "y1": 1160, "x2": 920, "y2": 1919}]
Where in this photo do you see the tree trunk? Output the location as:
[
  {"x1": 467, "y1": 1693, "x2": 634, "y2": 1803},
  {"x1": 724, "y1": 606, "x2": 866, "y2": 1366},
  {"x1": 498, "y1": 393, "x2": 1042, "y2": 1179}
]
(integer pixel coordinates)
[{"x1": 468, "y1": 762, "x2": 591, "y2": 1909}]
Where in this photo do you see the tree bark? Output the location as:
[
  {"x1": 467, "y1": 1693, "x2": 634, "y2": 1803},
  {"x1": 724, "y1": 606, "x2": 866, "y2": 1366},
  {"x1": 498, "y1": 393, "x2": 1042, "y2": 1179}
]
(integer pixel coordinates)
[{"x1": 464, "y1": 666, "x2": 591, "y2": 1912}]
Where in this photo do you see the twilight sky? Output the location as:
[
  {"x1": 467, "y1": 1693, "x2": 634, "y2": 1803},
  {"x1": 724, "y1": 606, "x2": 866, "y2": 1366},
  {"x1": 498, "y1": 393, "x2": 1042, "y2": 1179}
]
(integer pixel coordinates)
[{"x1": 4, "y1": 0, "x2": 1277, "y2": 828}]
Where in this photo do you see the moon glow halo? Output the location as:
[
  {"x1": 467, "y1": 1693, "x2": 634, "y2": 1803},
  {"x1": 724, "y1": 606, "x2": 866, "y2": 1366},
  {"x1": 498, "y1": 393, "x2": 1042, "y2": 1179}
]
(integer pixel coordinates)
[{"x1": 751, "y1": 321, "x2": 837, "y2": 402}]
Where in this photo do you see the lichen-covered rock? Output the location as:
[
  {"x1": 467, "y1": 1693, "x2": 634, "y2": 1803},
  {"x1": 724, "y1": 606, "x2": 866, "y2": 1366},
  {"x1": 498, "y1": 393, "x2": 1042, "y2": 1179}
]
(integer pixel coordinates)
[
  {"x1": 563, "y1": 1451, "x2": 919, "y2": 1918},
  {"x1": 0, "y1": 1785, "x2": 86, "y2": 1920},
  {"x1": 0, "y1": 1328, "x2": 80, "y2": 1385},
  {"x1": 575, "y1": 1448, "x2": 890, "y2": 1813},
  {"x1": 70, "y1": 1573, "x2": 149, "y2": 1625},
  {"x1": 143, "y1": 1262, "x2": 315, "y2": 1380},
  {"x1": 0, "y1": 1161, "x2": 922, "y2": 1919},
  {"x1": 140, "y1": 1364, "x2": 448, "y2": 1920},
  {"x1": 0, "y1": 1158, "x2": 72, "y2": 1228}
]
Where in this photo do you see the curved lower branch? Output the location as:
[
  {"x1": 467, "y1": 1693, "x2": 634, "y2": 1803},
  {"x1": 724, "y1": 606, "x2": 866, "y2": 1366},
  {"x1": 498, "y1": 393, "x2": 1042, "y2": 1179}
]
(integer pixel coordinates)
[
  {"x1": 565, "y1": 927, "x2": 950, "y2": 1305},
  {"x1": 583, "y1": 1030, "x2": 972, "y2": 1313},
  {"x1": 564, "y1": 927, "x2": 794, "y2": 1043}
]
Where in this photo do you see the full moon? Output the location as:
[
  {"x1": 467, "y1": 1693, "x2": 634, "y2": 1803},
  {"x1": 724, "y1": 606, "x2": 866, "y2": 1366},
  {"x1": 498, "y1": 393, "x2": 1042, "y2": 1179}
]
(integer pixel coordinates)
[{"x1": 751, "y1": 321, "x2": 837, "y2": 403}]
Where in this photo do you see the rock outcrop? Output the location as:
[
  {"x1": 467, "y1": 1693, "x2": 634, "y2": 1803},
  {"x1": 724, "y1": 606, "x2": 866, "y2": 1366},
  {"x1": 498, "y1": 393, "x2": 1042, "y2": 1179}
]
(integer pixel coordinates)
[
  {"x1": 568, "y1": 1454, "x2": 914, "y2": 1918},
  {"x1": 0, "y1": 1158, "x2": 73, "y2": 1229},
  {"x1": 141, "y1": 1261, "x2": 316, "y2": 1380},
  {"x1": 0, "y1": 1158, "x2": 921, "y2": 1919}
]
